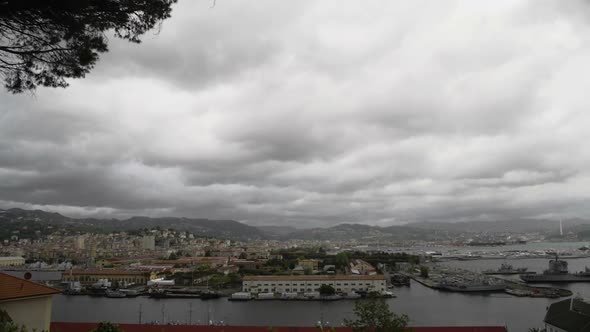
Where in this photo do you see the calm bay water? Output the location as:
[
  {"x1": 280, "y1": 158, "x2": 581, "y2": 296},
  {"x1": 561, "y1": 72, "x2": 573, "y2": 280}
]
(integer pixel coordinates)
[
  {"x1": 50, "y1": 257, "x2": 590, "y2": 332},
  {"x1": 51, "y1": 279, "x2": 552, "y2": 332},
  {"x1": 50, "y1": 243, "x2": 590, "y2": 332}
]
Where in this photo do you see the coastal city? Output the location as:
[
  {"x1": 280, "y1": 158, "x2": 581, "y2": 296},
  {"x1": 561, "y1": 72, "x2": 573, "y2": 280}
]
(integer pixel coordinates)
[{"x1": 3, "y1": 208, "x2": 590, "y2": 332}]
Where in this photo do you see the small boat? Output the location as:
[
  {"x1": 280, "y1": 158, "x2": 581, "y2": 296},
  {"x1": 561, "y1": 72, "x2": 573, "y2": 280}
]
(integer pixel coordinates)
[
  {"x1": 381, "y1": 291, "x2": 396, "y2": 298},
  {"x1": 200, "y1": 290, "x2": 221, "y2": 300},
  {"x1": 119, "y1": 289, "x2": 141, "y2": 297},
  {"x1": 257, "y1": 292, "x2": 276, "y2": 300},
  {"x1": 229, "y1": 292, "x2": 252, "y2": 301},
  {"x1": 105, "y1": 289, "x2": 126, "y2": 298}
]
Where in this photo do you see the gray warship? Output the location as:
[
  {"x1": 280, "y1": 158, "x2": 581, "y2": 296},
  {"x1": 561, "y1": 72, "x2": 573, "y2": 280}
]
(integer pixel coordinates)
[
  {"x1": 483, "y1": 262, "x2": 533, "y2": 275},
  {"x1": 520, "y1": 254, "x2": 590, "y2": 283}
]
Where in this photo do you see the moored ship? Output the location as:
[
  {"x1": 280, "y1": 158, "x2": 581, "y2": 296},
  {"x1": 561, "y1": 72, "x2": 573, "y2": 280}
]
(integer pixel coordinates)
[
  {"x1": 520, "y1": 254, "x2": 590, "y2": 283},
  {"x1": 483, "y1": 263, "x2": 533, "y2": 275},
  {"x1": 440, "y1": 284, "x2": 506, "y2": 292},
  {"x1": 437, "y1": 278, "x2": 505, "y2": 292}
]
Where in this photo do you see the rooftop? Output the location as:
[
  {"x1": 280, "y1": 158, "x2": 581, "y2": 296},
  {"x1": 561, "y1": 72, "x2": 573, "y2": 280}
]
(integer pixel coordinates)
[
  {"x1": 0, "y1": 256, "x2": 24, "y2": 260},
  {"x1": 66, "y1": 269, "x2": 149, "y2": 276},
  {"x1": 243, "y1": 274, "x2": 385, "y2": 281},
  {"x1": 0, "y1": 272, "x2": 60, "y2": 301},
  {"x1": 545, "y1": 297, "x2": 590, "y2": 332}
]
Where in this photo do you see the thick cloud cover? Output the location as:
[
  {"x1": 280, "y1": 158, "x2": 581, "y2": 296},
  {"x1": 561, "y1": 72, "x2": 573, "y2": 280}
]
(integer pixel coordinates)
[{"x1": 2, "y1": 0, "x2": 590, "y2": 227}]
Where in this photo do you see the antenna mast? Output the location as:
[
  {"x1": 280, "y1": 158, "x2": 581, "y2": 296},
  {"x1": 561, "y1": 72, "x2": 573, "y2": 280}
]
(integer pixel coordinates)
[{"x1": 560, "y1": 219, "x2": 563, "y2": 236}]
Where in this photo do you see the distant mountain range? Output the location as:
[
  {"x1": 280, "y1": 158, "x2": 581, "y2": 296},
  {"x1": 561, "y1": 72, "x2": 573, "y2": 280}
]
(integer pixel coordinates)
[
  {"x1": 2, "y1": 207, "x2": 589, "y2": 242},
  {"x1": 0, "y1": 208, "x2": 265, "y2": 241}
]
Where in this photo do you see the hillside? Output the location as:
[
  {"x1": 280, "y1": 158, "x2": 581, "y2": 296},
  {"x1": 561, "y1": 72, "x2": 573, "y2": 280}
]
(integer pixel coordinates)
[{"x1": 0, "y1": 208, "x2": 265, "y2": 241}]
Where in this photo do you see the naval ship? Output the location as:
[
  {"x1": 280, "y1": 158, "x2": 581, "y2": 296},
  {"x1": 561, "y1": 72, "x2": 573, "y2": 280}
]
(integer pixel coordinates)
[
  {"x1": 483, "y1": 262, "x2": 533, "y2": 275},
  {"x1": 437, "y1": 277, "x2": 506, "y2": 292},
  {"x1": 520, "y1": 254, "x2": 590, "y2": 283}
]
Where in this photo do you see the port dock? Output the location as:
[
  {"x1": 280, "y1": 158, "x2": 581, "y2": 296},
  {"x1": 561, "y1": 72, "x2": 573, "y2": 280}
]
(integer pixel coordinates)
[{"x1": 401, "y1": 266, "x2": 572, "y2": 298}]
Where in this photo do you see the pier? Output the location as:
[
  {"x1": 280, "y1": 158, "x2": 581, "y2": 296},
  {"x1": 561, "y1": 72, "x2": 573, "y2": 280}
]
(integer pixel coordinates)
[{"x1": 401, "y1": 266, "x2": 572, "y2": 298}]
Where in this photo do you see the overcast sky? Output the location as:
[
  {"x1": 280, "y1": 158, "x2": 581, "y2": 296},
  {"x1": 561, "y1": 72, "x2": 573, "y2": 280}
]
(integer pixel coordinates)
[{"x1": 2, "y1": 1, "x2": 590, "y2": 227}]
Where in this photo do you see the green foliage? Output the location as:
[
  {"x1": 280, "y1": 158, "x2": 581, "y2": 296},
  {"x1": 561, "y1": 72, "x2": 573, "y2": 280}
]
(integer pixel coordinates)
[
  {"x1": 226, "y1": 273, "x2": 242, "y2": 284},
  {"x1": 0, "y1": 0, "x2": 177, "y2": 93},
  {"x1": 316, "y1": 325, "x2": 337, "y2": 332},
  {"x1": 528, "y1": 328, "x2": 546, "y2": 332},
  {"x1": 335, "y1": 252, "x2": 350, "y2": 269},
  {"x1": 0, "y1": 309, "x2": 28, "y2": 332},
  {"x1": 344, "y1": 297, "x2": 409, "y2": 332},
  {"x1": 205, "y1": 273, "x2": 242, "y2": 289},
  {"x1": 319, "y1": 284, "x2": 336, "y2": 296},
  {"x1": 420, "y1": 266, "x2": 429, "y2": 279},
  {"x1": 0, "y1": 309, "x2": 13, "y2": 324},
  {"x1": 241, "y1": 268, "x2": 272, "y2": 276},
  {"x1": 197, "y1": 264, "x2": 211, "y2": 272},
  {"x1": 90, "y1": 322, "x2": 124, "y2": 332}
]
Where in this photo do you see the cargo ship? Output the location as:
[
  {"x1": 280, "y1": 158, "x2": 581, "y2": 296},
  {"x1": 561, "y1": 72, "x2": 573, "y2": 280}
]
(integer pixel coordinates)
[{"x1": 520, "y1": 254, "x2": 590, "y2": 283}]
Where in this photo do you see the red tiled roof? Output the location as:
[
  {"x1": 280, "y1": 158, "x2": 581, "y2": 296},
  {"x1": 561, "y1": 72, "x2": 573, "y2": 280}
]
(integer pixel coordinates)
[
  {"x1": 65, "y1": 269, "x2": 149, "y2": 276},
  {"x1": 0, "y1": 272, "x2": 60, "y2": 301},
  {"x1": 50, "y1": 323, "x2": 508, "y2": 332}
]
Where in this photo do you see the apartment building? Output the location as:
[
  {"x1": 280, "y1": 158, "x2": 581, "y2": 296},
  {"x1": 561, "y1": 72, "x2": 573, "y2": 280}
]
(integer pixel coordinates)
[
  {"x1": 0, "y1": 256, "x2": 25, "y2": 267},
  {"x1": 242, "y1": 275, "x2": 386, "y2": 294}
]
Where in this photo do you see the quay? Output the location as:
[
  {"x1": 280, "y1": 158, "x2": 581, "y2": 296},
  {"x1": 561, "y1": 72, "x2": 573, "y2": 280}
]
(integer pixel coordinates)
[{"x1": 400, "y1": 266, "x2": 572, "y2": 298}]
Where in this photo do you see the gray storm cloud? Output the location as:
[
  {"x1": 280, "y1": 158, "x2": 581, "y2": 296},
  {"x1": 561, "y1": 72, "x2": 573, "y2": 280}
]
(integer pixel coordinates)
[{"x1": 1, "y1": 0, "x2": 590, "y2": 227}]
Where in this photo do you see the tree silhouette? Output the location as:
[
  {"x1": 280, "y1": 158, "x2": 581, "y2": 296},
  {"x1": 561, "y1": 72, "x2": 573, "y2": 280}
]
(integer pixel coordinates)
[
  {"x1": 344, "y1": 296, "x2": 409, "y2": 332},
  {"x1": 0, "y1": 309, "x2": 27, "y2": 332},
  {"x1": 90, "y1": 322, "x2": 124, "y2": 332},
  {"x1": 319, "y1": 284, "x2": 335, "y2": 296},
  {"x1": 0, "y1": 0, "x2": 177, "y2": 93}
]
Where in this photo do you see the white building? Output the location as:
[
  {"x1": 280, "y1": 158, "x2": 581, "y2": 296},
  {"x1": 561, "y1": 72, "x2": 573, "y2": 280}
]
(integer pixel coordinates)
[
  {"x1": 242, "y1": 275, "x2": 386, "y2": 294},
  {"x1": 75, "y1": 235, "x2": 85, "y2": 250},
  {"x1": 0, "y1": 256, "x2": 25, "y2": 267},
  {"x1": 141, "y1": 235, "x2": 155, "y2": 250}
]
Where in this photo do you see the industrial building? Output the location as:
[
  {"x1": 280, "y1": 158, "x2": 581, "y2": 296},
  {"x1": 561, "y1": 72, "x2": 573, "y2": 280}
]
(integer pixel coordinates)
[{"x1": 242, "y1": 275, "x2": 386, "y2": 294}]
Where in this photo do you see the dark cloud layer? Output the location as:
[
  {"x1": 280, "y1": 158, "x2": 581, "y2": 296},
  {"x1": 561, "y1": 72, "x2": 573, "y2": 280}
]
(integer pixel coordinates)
[{"x1": 2, "y1": 1, "x2": 590, "y2": 227}]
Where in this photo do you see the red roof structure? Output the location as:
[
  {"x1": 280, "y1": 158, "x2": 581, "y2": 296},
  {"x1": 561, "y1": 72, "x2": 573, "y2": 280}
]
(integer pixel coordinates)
[
  {"x1": 0, "y1": 272, "x2": 61, "y2": 301},
  {"x1": 51, "y1": 322, "x2": 508, "y2": 332}
]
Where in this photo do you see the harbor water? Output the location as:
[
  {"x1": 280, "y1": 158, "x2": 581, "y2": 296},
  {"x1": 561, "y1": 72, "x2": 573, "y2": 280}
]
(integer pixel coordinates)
[{"x1": 51, "y1": 256, "x2": 590, "y2": 332}]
